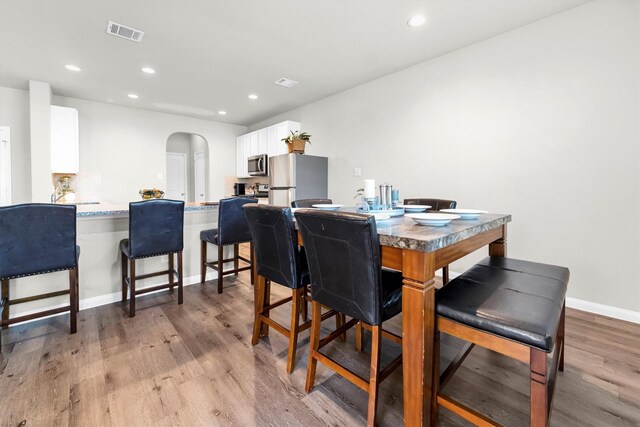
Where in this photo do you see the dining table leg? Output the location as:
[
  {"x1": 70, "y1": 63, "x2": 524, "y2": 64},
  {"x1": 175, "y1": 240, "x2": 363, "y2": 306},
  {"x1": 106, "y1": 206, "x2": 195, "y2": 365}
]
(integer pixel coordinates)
[{"x1": 402, "y1": 250, "x2": 437, "y2": 427}]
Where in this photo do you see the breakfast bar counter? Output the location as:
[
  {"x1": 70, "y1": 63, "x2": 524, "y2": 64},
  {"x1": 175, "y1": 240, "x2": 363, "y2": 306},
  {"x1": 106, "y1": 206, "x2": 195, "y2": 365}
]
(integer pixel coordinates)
[{"x1": 10, "y1": 201, "x2": 222, "y2": 319}]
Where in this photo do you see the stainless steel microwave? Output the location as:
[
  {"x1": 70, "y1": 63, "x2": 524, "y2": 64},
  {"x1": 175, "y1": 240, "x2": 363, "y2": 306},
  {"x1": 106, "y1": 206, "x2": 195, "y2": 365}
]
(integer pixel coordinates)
[{"x1": 248, "y1": 154, "x2": 268, "y2": 176}]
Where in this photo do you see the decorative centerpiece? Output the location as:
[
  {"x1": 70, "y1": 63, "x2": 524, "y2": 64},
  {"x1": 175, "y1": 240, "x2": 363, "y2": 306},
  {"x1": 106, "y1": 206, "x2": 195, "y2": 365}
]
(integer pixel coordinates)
[
  {"x1": 281, "y1": 130, "x2": 311, "y2": 154},
  {"x1": 139, "y1": 188, "x2": 165, "y2": 200}
]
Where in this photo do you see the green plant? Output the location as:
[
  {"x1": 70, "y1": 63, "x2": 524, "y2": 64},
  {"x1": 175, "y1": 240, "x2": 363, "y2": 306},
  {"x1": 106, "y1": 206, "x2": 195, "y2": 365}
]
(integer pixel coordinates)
[{"x1": 281, "y1": 130, "x2": 312, "y2": 144}]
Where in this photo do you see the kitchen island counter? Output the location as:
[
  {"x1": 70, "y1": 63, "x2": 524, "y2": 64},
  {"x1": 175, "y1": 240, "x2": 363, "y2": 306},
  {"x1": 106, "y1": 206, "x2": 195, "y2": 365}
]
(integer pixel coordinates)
[{"x1": 75, "y1": 201, "x2": 219, "y2": 217}]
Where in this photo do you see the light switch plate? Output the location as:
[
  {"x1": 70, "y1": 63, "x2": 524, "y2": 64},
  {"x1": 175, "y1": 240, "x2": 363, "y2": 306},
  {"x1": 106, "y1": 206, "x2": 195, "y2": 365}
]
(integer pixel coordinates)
[
  {"x1": 354, "y1": 167, "x2": 362, "y2": 177},
  {"x1": 157, "y1": 172, "x2": 163, "y2": 180}
]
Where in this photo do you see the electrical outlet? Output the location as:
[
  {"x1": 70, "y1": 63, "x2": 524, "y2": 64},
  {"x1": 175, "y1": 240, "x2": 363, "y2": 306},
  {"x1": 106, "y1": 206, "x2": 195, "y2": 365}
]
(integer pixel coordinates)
[
  {"x1": 157, "y1": 172, "x2": 163, "y2": 180},
  {"x1": 354, "y1": 167, "x2": 362, "y2": 177}
]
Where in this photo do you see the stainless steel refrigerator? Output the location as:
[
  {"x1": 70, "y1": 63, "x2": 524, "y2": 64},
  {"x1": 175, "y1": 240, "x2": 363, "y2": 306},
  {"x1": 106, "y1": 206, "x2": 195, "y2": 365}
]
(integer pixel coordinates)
[{"x1": 268, "y1": 154, "x2": 328, "y2": 206}]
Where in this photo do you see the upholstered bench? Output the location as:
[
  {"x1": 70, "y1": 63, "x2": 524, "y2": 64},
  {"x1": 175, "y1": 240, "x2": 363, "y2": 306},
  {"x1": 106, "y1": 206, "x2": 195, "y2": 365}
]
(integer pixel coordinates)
[{"x1": 433, "y1": 257, "x2": 569, "y2": 427}]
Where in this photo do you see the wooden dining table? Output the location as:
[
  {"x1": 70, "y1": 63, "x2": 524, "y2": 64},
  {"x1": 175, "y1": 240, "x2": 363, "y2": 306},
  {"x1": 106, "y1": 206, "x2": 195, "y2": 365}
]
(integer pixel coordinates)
[
  {"x1": 373, "y1": 212, "x2": 511, "y2": 425},
  {"x1": 258, "y1": 210, "x2": 511, "y2": 426}
]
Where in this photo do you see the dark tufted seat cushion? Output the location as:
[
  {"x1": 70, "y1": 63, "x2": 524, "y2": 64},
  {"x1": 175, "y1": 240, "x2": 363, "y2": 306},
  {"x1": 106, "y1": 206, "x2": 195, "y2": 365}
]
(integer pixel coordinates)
[{"x1": 436, "y1": 257, "x2": 569, "y2": 351}]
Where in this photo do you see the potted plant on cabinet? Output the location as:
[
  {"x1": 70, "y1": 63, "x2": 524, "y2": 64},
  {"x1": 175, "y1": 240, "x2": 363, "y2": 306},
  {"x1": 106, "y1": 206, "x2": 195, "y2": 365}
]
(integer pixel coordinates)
[{"x1": 281, "y1": 130, "x2": 311, "y2": 154}]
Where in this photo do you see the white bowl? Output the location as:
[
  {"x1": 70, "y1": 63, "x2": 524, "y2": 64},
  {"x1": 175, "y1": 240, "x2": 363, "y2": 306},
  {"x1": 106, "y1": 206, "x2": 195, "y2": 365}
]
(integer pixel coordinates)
[
  {"x1": 439, "y1": 209, "x2": 488, "y2": 220},
  {"x1": 312, "y1": 204, "x2": 343, "y2": 211},
  {"x1": 406, "y1": 213, "x2": 460, "y2": 226},
  {"x1": 396, "y1": 204, "x2": 431, "y2": 213}
]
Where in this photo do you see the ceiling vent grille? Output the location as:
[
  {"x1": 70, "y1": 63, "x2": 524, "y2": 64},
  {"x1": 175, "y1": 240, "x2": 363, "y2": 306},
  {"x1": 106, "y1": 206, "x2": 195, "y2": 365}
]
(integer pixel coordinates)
[
  {"x1": 274, "y1": 78, "x2": 299, "y2": 88},
  {"x1": 106, "y1": 21, "x2": 144, "y2": 43}
]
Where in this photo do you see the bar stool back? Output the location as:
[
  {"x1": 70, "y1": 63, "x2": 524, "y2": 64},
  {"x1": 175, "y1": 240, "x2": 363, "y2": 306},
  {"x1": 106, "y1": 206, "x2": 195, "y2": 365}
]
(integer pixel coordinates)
[
  {"x1": 295, "y1": 209, "x2": 403, "y2": 427},
  {"x1": 200, "y1": 197, "x2": 257, "y2": 293},
  {"x1": 120, "y1": 199, "x2": 184, "y2": 317},
  {"x1": 244, "y1": 204, "x2": 315, "y2": 373},
  {"x1": 1, "y1": 203, "x2": 79, "y2": 351},
  {"x1": 291, "y1": 198, "x2": 332, "y2": 208}
]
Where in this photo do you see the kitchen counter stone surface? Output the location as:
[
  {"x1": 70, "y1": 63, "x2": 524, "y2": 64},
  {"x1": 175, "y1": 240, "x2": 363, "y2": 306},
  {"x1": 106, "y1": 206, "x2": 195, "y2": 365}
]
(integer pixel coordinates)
[{"x1": 75, "y1": 201, "x2": 219, "y2": 217}]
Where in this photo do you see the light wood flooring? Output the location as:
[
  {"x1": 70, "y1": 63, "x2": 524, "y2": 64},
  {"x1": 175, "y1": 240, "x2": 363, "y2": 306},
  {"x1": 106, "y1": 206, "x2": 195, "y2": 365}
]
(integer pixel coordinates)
[{"x1": 1, "y1": 271, "x2": 639, "y2": 426}]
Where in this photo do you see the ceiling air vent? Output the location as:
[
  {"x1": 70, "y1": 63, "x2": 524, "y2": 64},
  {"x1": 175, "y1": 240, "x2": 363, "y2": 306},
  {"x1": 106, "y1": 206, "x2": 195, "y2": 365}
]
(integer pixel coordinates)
[
  {"x1": 274, "y1": 77, "x2": 299, "y2": 88},
  {"x1": 106, "y1": 21, "x2": 144, "y2": 43}
]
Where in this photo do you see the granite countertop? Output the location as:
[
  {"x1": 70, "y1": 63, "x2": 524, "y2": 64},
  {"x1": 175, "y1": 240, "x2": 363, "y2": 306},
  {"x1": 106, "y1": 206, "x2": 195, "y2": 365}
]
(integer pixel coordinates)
[
  {"x1": 374, "y1": 213, "x2": 511, "y2": 252},
  {"x1": 75, "y1": 201, "x2": 219, "y2": 217}
]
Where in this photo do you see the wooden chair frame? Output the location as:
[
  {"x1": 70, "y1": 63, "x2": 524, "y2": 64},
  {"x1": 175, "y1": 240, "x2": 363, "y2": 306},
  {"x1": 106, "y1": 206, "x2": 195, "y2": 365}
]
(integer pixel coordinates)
[
  {"x1": 306, "y1": 301, "x2": 403, "y2": 427},
  {"x1": 1, "y1": 266, "x2": 79, "y2": 351},
  {"x1": 201, "y1": 241, "x2": 254, "y2": 293},
  {"x1": 432, "y1": 303, "x2": 566, "y2": 427},
  {"x1": 252, "y1": 279, "x2": 343, "y2": 373},
  {"x1": 121, "y1": 251, "x2": 183, "y2": 317}
]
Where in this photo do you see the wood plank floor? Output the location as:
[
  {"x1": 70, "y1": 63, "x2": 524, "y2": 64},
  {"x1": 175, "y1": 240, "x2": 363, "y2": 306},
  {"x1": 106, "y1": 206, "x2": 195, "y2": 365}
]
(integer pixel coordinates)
[{"x1": 1, "y1": 272, "x2": 639, "y2": 426}]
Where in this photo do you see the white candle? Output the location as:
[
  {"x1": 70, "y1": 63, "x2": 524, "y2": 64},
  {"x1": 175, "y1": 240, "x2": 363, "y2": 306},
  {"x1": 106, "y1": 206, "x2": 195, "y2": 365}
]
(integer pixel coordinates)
[{"x1": 364, "y1": 179, "x2": 375, "y2": 198}]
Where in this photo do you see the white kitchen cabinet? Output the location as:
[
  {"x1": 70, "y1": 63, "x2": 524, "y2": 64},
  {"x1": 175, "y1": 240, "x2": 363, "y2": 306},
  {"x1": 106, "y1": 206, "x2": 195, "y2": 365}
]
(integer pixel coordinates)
[
  {"x1": 50, "y1": 105, "x2": 79, "y2": 173},
  {"x1": 236, "y1": 134, "x2": 251, "y2": 178},
  {"x1": 257, "y1": 128, "x2": 267, "y2": 154},
  {"x1": 236, "y1": 120, "x2": 300, "y2": 177}
]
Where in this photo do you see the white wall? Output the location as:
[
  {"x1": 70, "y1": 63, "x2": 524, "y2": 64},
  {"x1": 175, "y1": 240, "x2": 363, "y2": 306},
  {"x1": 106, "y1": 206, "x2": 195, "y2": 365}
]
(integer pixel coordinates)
[
  {"x1": 0, "y1": 86, "x2": 30, "y2": 203},
  {"x1": 50, "y1": 96, "x2": 245, "y2": 204},
  {"x1": 250, "y1": 0, "x2": 640, "y2": 313}
]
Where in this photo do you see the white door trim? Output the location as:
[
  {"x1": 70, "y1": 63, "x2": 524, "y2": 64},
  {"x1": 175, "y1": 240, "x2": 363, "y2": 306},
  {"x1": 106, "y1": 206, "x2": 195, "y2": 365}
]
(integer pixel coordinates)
[{"x1": 194, "y1": 151, "x2": 205, "y2": 203}]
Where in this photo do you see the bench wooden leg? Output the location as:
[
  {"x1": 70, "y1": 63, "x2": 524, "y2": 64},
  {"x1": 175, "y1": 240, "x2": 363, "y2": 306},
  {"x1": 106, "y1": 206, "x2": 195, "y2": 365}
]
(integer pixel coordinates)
[
  {"x1": 129, "y1": 259, "x2": 136, "y2": 317},
  {"x1": 559, "y1": 303, "x2": 565, "y2": 372},
  {"x1": 530, "y1": 348, "x2": 548, "y2": 427},
  {"x1": 442, "y1": 266, "x2": 449, "y2": 284},
  {"x1": 217, "y1": 245, "x2": 224, "y2": 294},
  {"x1": 200, "y1": 240, "x2": 207, "y2": 284},
  {"x1": 76, "y1": 265, "x2": 80, "y2": 313}
]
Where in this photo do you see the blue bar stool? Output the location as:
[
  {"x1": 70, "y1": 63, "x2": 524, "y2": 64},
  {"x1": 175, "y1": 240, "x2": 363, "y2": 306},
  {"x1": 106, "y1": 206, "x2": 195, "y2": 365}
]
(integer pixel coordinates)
[
  {"x1": 120, "y1": 199, "x2": 185, "y2": 317},
  {"x1": 200, "y1": 197, "x2": 257, "y2": 293},
  {"x1": 0, "y1": 204, "x2": 80, "y2": 351}
]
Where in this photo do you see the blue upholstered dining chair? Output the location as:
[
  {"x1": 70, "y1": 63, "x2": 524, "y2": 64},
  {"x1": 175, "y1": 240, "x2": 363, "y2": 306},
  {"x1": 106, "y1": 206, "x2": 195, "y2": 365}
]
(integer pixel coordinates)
[
  {"x1": 120, "y1": 199, "x2": 185, "y2": 317},
  {"x1": 200, "y1": 197, "x2": 257, "y2": 293},
  {"x1": 0, "y1": 203, "x2": 80, "y2": 351}
]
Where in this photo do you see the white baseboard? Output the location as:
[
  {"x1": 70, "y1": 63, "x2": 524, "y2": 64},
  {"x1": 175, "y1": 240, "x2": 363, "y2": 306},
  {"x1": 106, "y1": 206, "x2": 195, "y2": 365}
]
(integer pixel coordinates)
[
  {"x1": 4, "y1": 272, "x2": 218, "y2": 326},
  {"x1": 565, "y1": 297, "x2": 640, "y2": 324}
]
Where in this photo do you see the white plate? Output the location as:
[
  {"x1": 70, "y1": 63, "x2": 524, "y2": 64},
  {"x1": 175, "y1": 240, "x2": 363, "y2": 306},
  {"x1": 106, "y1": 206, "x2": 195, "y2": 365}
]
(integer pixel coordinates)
[
  {"x1": 406, "y1": 213, "x2": 460, "y2": 226},
  {"x1": 312, "y1": 204, "x2": 343, "y2": 210},
  {"x1": 372, "y1": 213, "x2": 391, "y2": 222},
  {"x1": 396, "y1": 204, "x2": 431, "y2": 213},
  {"x1": 439, "y1": 209, "x2": 488, "y2": 220}
]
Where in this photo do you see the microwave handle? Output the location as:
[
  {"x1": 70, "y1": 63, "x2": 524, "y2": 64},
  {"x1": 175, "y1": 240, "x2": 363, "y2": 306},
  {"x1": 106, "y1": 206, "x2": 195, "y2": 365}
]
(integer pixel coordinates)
[{"x1": 258, "y1": 157, "x2": 264, "y2": 172}]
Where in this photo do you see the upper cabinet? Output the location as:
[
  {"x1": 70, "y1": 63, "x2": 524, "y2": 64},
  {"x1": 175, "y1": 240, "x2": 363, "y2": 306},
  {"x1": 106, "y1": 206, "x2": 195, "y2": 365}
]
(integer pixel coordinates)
[
  {"x1": 50, "y1": 105, "x2": 79, "y2": 173},
  {"x1": 236, "y1": 120, "x2": 300, "y2": 177}
]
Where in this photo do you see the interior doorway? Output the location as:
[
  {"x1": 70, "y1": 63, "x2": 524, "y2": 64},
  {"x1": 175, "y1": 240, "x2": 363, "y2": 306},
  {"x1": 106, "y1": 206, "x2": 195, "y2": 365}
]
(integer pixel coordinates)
[
  {"x1": 166, "y1": 152, "x2": 187, "y2": 201},
  {"x1": 165, "y1": 133, "x2": 210, "y2": 203},
  {"x1": 0, "y1": 126, "x2": 11, "y2": 206}
]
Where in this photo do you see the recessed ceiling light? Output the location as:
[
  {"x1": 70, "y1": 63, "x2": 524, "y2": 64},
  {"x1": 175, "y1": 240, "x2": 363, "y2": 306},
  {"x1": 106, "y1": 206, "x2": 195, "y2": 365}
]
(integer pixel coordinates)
[
  {"x1": 218, "y1": 111, "x2": 227, "y2": 115},
  {"x1": 127, "y1": 93, "x2": 139, "y2": 99},
  {"x1": 407, "y1": 15, "x2": 426, "y2": 28},
  {"x1": 248, "y1": 94, "x2": 258, "y2": 100},
  {"x1": 141, "y1": 67, "x2": 156, "y2": 74},
  {"x1": 65, "y1": 64, "x2": 82, "y2": 72}
]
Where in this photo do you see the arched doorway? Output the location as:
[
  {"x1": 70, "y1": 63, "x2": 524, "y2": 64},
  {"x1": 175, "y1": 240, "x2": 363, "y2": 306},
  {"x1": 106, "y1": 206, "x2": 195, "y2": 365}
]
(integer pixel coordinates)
[{"x1": 165, "y1": 132, "x2": 210, "y2": 202}]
